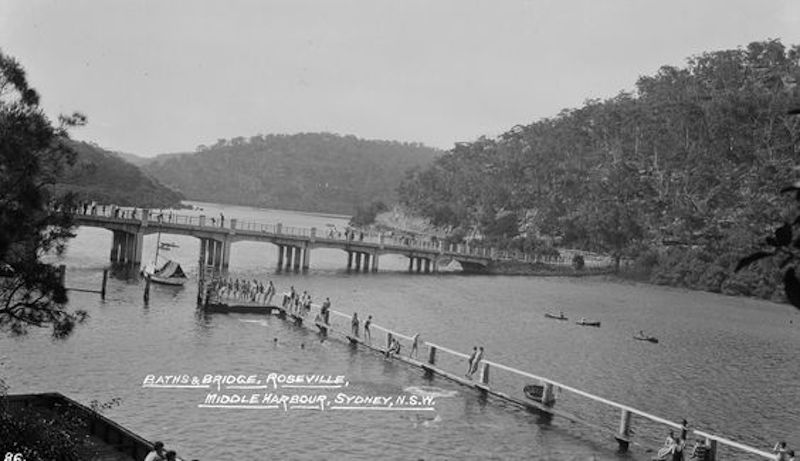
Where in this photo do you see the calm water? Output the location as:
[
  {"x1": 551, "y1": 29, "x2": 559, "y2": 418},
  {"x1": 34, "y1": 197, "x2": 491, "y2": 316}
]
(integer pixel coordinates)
[{"x1": 2, "y1": 202, "x2": 798, "y2": 460}]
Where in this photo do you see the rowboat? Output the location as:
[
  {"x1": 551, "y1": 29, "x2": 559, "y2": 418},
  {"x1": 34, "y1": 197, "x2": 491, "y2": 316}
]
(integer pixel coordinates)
[
  {"x1": 575, "y1": 320, "x2": 601, "y2": 327},
  {"x1": 523, "y1": 384, "x2": 545, "y2": 402},
  {"x1": 544, "y1": 313, "x2": 568, "y2": 320},
  {"x1": 633, "y1": 335, "x2": 659, "y2": 343}
]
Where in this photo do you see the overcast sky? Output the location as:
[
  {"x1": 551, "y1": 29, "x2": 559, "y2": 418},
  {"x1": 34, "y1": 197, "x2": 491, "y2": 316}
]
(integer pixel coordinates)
[{"x1": 2, "y1": 0, "x2": 800, "y2": 156}]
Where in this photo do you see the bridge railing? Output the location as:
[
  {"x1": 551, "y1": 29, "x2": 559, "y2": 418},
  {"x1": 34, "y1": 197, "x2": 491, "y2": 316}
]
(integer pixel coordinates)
[{"x1": 70, "y1": 206, "x2": 615, "y2": 267}]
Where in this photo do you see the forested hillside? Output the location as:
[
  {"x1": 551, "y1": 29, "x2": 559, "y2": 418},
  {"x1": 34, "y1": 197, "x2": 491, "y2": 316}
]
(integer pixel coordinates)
[
  {"x1": 56, "y1": 140, "x2": 185, "y2": 208},
  {"x1": 142, "y1": 133, "x2": 440, "y2": 214},
  {"x1": 398, "y1": 39, "x2": 800, "y2": 301}
]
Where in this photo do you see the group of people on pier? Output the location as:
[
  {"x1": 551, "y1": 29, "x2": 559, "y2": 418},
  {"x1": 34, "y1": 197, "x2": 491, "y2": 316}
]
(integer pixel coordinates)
[
  {"x1": 211, "y1": 277, "x2": 276, "y2": 304},
  {"x1": 282, "y1": 286, "x2": 315, "y2": 317},
  {"x1": 144, "y1": 440, "x2": 178, "y2": 461},
  {"x1": 466, "y1": 346, "x2": 485, "y2": 378}
]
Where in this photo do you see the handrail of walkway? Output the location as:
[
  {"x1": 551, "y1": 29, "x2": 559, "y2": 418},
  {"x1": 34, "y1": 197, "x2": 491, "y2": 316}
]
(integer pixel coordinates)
[
  {"x1": 238, "y1": 291, "x2": 777, "y2": 460},
  {"x1": 297, "y1": 294, "x2": 775, "y2": 460}
]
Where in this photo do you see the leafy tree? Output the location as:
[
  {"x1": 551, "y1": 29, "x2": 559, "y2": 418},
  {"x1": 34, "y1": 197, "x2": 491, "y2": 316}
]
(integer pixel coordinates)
[
  {"x1": 399, "y1": 39, "x2": 800, "y2": 298},
  {"x1": 0, "y1": 49, "x2": 87, "y2": 338}
]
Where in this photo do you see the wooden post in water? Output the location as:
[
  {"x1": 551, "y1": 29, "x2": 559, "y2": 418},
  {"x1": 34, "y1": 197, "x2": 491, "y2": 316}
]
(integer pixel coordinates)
[
  {"x1": 387, "y1": 332, "x2": 393, "y2": 351},
  {"x1": 615, "y1": 409, "x2": 632, "y2": 453},
  {"x1": 427, "y1": 345, "x2": 437, "y2": 366},
  {"x1": 100, "y1": 269, "x2": 108, "y2": 300},
  {"x1": 706, "y1": 438, "x2": 717, "y2": 461},
  {"x1": 479, "y1": 363, "x2": 490, "y2": 386},
  {"x1": 541, "y1": 382, "x2": 556, "y2": 407},
  {"x1": 143, "y1": 275, "x2": 151, "y2": 304}
]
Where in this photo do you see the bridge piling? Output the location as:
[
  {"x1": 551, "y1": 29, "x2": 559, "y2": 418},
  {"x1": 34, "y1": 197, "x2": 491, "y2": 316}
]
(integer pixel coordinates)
[
  {"x1": 276, "y1": 244, "x2": 284, "y2": 268},
  {"x1": 407, "y1": 257, "x2": 413, "y2": 272},
  {"x1": 347, "y1": 251, "x2": 353, "y2": 270},
  {"x1": 199, "y1": 239, "x2": 208, "y2": 269},
  {"x1": 222, "y1": 238, "x2": 231, "y2": 270},
  {"x1": 354, "y1": 252, "x2": 362, "y2": 271},
  {"x1": 301, "y1": 245, "x2": 310, "y2": 271},
  {"x1": 362, "y1": 253, "x2": 370, "y2": 273},
  {"x1": 615, "y1": 409, "x2": 632, "y2": 453},
  {"x1": 292, "y1": 246, "x2": 301, "y2": 272},
  {"x1": 284, "y1": 246, "x2": 293, "y2": 270},
  {"x1": 371, "y1": 253, "x2": 379, "y2": 272}
]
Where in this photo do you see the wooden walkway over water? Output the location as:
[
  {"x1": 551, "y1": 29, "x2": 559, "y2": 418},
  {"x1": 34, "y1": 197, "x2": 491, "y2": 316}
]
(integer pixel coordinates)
[{"x1": 199, "y1": 292, "x2": 779, "y2": 461}]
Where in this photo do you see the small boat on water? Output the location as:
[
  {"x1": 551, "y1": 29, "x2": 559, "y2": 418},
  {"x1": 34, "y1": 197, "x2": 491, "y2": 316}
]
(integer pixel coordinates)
[
  {"x1": 575, "y1": 320, "x2": 601, "y2": 327},
  {"x1": 523, "y1": 384, "x2": 545, "y2": 402},
  {"x1": 633, "y1": 334, "x2": 659, "y2": 343},
  {"x1": 142, "y1": 232, "x2": 187, "y2": 286},
  {"x1": 143, "y1": 260, "x2": 187, "y2": 286},
  {"x1": 544, "y1": 313, "x2": 568, "y2": 321}
]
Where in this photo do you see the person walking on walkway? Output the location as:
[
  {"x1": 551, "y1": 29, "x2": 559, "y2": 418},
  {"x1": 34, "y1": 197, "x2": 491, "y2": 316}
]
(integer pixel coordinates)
[
  {"x1": 145, "y1": 441, "x2": 166, "y2": 461},
  {"x1": 410, "y1": 333, "x2": 420, "y2": 358},
  {"x1": 364, "y1": 315, "x2": 372, "y2": 344},
  {"x1": 321, "y1": 297, "x2": 331, "y2": 324},
  {"x1": 469, "y1": 346, "x2": 484, "y2": 377},
  {"x1": 351, "y1": 312, "x2": 360, "y2": 337},
  {"x1": 466, "y1": 346, "x2": 478, "y2": 377}
]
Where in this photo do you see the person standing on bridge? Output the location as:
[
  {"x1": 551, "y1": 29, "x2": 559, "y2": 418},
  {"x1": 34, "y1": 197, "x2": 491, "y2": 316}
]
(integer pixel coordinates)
[
  {"x1": 220, "y1": 212, "x2": 225, "y2": 228},
  {"x1": 351, "y1": 312, "x2": 360, "y2": 337},
  {"x1": 364, "y1": 315, "x2": 372, "y2": 344},
  {"x1": 409, "y1": 333, "x2": 420, "y2": 358},
  {"x1": 469, "y1": 346, "x2": 484, "y2": 377},
  {"x1": 321, "y1": 297, "x2": 331, "y2": 324},
  {"x1": 466, "y1": 347, "x2": 478, "y2": 377}
]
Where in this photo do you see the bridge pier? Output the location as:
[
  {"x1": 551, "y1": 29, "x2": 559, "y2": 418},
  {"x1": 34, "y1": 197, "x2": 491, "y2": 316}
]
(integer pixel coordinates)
[
  {"x1": 284, "y1": 246, "x2": 293, "y2": 270},
  {"x1": 361, "y1": 253, "x2": 370, "y2": 273},
  {"x1": 293, "y1": 245, "x2": 301, "y2": 272},
  {"x1": 354, "y1": 252, "x2": 362, "y2": 271},
  {"x1": 423, "y1": 258, "x2": 431, "y2": 274},
  {"x1": 408, "y1": 257, "x2": 413, "y2": 272},
  {"x1": 221, "y1": 237, "x2": 231, "y2": 270},
  {"x1": 415, "y1": 257, "x2": 422, "y2": 273},
  {"x1": 109, "y1": 230, "x2": 142, "y2": 266},
  {"x1": 214, "y1": 239, "x2": 223, "y2": 270},
  {"x1": 347, "y1": 251, "x2": 353, "y2": 270},
  {"x1": 276, "y1": 244, "x2": 284, "y2": 269},
  {"x1": 371, "y1": 253, "x2": 379, "y2": 272},
  {"x1": 301, "y1": 245, "x2": 310, "y2": 271}
]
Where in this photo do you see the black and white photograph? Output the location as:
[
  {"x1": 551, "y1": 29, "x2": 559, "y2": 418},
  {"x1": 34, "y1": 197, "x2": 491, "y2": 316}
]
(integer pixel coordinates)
[{"x1": 1, "y1": 1, "x2": 799, "y2": 459}]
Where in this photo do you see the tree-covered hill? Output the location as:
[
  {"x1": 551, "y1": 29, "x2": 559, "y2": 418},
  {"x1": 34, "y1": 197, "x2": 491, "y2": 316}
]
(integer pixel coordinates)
[
  {"x1": 141, "y1": 133, "x2": 441, "y2": 214},
  {"x1": 56, "y1": 140, "x2": 185, "y2": 209},
  {"x1": 398, "y1": 39, "x2": 800, "y2": 301}
]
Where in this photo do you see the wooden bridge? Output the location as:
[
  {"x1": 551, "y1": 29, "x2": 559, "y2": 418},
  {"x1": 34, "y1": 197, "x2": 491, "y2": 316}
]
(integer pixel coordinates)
[{"x1": 72, "y1": 206, "x2": 558, "y2": 273}]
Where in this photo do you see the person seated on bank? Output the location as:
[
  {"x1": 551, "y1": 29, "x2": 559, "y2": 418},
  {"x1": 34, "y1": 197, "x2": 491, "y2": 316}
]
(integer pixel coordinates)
[
  {"x1": 145, "y1": 441, "x2": 166, "y2": 461},
  {"x1": 386, "y1": 337, "x2": 401, "y2": 357},
  {"x1": 775, "y1": 442, "x2": 790, "y2": 461},
  {"x1": 655, "y1": 432, "x2": 676, "y2": 461},
  {"x1": 689, "y1": 438, "x2": 710, "y2": 460}
]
